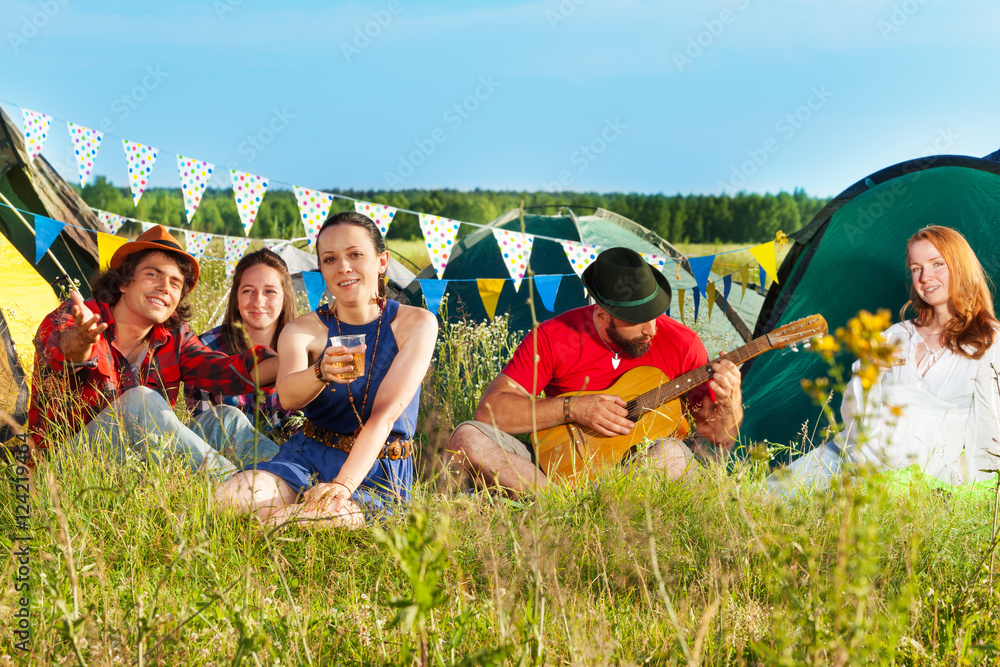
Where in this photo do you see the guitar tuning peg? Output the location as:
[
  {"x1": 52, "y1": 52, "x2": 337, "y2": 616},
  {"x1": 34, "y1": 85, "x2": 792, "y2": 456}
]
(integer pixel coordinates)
[
  {"x1": 789, "y1": 344, "x2": 799, "y2": 352},
  {"x1": 802, "y1": 341, "x2": 812, "y2": 349}
]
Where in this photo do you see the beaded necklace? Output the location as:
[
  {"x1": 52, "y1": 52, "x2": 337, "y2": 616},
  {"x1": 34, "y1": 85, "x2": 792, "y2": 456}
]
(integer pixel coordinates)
[{"x1": 334, "y1": 301, "x2": 384, "y2": 431}]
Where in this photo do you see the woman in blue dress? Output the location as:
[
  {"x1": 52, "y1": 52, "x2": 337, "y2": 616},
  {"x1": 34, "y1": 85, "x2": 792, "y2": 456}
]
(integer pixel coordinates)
[{"x1": 214, "y1": 211, "x2": 438, "y2": 528}]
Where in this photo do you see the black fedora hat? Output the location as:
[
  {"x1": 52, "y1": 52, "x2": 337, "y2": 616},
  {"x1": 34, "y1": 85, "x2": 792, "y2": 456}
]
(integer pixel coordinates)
[{"x1": 581, "y1": 247, "x2": 672, "y2": 323}]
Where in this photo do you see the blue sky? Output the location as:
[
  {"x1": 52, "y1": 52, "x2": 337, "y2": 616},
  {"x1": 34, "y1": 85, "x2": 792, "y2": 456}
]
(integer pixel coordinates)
[{"x1": 1, "y1": 0, "x2": 996, "y2": 198}]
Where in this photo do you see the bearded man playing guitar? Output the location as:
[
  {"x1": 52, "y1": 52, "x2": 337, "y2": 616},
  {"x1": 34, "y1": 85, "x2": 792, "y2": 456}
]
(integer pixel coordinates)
[{"x1": 449, "y1": 247, "x2": 744, "y2": 497}]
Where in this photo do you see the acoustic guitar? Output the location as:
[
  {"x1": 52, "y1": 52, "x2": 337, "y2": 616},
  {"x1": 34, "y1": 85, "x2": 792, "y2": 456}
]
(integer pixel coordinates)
[{"x1": 533, "y1": 314, "x2": 828, "y2": 482}]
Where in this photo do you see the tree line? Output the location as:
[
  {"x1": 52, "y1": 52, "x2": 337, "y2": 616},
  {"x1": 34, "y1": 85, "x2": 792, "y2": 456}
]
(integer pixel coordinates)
[{"x1": 79, "y1": 177, "x2": 830, "y2": 244}]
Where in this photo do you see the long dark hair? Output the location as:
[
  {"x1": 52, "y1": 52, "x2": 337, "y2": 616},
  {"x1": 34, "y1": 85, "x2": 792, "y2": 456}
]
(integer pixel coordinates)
[
  {"x1": 901, "y1": 225, "x2": 998, "y2": 359},
  {"x1": 91, "y1": 249, "x2": 196, "y2": 328},
  {"x1": 220, "y1": 249, "x2": 297, "y2": 354},
  {"x1": 316, "y1": 210, "x2": 389, "y2": 301}
]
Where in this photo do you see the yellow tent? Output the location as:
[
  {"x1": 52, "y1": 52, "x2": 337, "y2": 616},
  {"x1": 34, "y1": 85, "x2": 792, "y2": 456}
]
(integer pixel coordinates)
[{"x1": 0, "y1": 231, "x2": 59, "y2": 442}]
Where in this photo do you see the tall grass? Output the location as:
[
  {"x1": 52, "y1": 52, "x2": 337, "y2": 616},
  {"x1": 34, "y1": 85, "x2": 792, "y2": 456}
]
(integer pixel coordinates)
[{"x1": 4, "y1": 316, "x2": 1000, "y2": 664}]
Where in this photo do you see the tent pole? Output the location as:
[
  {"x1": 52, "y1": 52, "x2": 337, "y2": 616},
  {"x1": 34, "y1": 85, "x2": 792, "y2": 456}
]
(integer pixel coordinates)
[{"x1": 0, "y1": 190, "x2": 73, "y2": 285}]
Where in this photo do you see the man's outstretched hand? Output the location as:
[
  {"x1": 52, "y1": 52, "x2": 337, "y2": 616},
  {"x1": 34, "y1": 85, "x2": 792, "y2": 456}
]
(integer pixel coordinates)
[{"x1": 64, "y1": 290, "x2": 107, "y2": 362}]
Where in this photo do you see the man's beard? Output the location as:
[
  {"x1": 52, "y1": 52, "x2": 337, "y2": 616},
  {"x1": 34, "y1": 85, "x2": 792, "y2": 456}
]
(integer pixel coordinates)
[{"x1": 606, "y1": 321, "x2": 653, "y2": 358}]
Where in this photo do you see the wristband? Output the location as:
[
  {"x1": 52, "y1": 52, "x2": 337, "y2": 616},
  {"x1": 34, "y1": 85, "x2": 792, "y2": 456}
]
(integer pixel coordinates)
[
  {"x1": 331, "y1": 479, "x2": 353, "y2": 495},
  {"x1": 563, "y1": 396, "x2": 572, "y2": 423},
  {"x1": 314, "y1": 356, "x2": 325, "y2": 382}
]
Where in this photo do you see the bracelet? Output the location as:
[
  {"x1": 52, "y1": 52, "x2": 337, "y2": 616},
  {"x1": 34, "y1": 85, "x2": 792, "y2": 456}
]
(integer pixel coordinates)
[
  {"x1": 563, "y1": 396, "x2": 572, "y2": 423},
  {"x1": 314, "y1": 356, "x2": 325, "y2": 382},
  {"x1": 331, "y1": 479, "x2": 353, "y2": 495}
]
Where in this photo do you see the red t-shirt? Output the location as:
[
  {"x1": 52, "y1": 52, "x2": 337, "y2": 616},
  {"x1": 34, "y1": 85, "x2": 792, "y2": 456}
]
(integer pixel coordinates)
[{"x1": 502, "y1": 305, "x2": 712, "y2": 409}]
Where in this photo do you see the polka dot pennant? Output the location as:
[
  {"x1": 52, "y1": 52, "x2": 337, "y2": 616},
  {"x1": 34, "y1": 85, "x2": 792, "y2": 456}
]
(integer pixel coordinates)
[
  {"x1": 354, "y1": 200, "x2": 397, "y2": 238},
  {"x1": 122, "y1": 139, "x2": 158, "y2": 206},
  {"x1": 185, "y1": 231, "x2": 212, "y2": 260},
  {"x1": 96, "y1": 209, "x2": 126, "y2": 235},
  {"x1": 560, "y1": 240, "x2": 601, "y2": 278},
  {"x1": 21, "y1": 108, "x2": 52, "y2": 162},
  {"x1": 293, "y1": 185, "x2": 334, "y2": 248},
  {"x1": 231, "y1": 170, "x2": 269, "y2": 236},
  {"x1": 224, "y1": 237, "x2": 252, "y2": 276},
  {"x1": 418, "y1": 213, "x2": 461, "y2": 279},
  {"x1": 177, "y1": 155, "x2": 214, "y2": 224},
  {"x1": 641, "y1": 252, "x2": 667, "y2": 272},
  {"x1": 140, "y1": 221, "x2": 156, "y2": 233},
  {"x1": 492, "y1": 228, "x2": 534, "y2": 291},
  {"x1": 67, "y1": 122, "x2": 103, "y2": 186}
]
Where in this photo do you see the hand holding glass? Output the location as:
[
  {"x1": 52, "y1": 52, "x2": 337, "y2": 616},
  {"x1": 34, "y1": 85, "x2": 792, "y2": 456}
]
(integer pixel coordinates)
[{"x1": 329, "y1": 334, "x2": 366, "y2": 379}]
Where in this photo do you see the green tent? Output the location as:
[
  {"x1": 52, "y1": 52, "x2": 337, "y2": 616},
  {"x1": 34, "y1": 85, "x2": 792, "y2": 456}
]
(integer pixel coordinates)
[
  {"x1": 740, "y1": 154, "x2": 1000, "y2": 456},
  {"x1": 398, "y1": 206, "x2": 765, "y2": 345}
]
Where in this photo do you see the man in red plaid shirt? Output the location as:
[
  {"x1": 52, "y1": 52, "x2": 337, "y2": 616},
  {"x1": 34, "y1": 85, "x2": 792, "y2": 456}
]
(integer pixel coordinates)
[{"x1": 29, "y1": 225, "x2": 280, "y2": 478}]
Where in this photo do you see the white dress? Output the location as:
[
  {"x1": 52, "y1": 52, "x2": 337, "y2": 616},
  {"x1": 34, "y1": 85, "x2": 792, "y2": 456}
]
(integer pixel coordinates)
[{"x1": 841, "y1": 321, "x2": 1000, "y2": 485}]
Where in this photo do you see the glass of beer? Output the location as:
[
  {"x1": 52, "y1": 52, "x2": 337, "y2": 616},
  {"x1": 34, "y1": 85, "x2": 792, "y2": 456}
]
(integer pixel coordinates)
[{"x1": 329, "y1": 334, "x2": 366, "y2": 379}]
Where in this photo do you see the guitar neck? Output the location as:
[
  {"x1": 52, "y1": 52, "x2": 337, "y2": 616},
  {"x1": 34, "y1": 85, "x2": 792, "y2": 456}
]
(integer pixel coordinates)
[{"x1": 635, "y1": 334, "x2": 773, "y2": 411}]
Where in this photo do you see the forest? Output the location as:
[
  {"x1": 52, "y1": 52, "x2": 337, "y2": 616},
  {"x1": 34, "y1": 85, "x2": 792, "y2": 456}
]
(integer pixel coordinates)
[{"x1": 79, "y1": 177, "x2": 830, "y2": 243}]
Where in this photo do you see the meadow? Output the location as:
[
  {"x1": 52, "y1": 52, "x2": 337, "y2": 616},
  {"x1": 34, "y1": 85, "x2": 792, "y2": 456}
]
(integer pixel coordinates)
[{"x1": 2, "y1": 244, "x2": 999, "y2": 666}]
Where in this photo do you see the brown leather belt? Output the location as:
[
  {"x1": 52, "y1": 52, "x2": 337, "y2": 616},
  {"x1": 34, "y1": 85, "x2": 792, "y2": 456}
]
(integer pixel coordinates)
[{"x1": 303, "y1": 420, "x2": 412, "y2": 461}]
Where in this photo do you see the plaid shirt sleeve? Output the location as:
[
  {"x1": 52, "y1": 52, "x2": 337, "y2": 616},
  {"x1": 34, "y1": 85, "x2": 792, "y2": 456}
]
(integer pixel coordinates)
[{"x1": 171, "y1": 322, "x2": 276, "y2": 396}]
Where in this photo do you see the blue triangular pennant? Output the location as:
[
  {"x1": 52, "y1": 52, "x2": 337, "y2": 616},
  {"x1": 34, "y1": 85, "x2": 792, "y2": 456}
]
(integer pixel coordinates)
[
  {"x1": 301, "y1": 271, "x2": 327, "y2": 311},
  {"x1": 687, "y1": 255, "x2": 715, "y2": 298},
  {"x1": 419, "y1": 279, "x2": 449, "y2": 315},
  {"x1": 533, "y1": 275, "x2": 561, "y2": 312},
  {"x1": 759, "y1": 266, "x2": 767, "y2": 290},
  {"x1": 34, "y1": 215, "x2": 65, "y2": 264},
  {"x1": 723, "y1": 274, "x2": 732, "y2": 305},
  {"x1": 693, "y1": 288, "x2": 700, "y2": 322}
]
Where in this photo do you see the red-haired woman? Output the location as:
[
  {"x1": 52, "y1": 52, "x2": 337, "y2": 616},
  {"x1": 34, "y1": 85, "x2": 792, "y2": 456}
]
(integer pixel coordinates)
[{"x1": 771, "y1": 225, "x2": 1000, "y2": 494}]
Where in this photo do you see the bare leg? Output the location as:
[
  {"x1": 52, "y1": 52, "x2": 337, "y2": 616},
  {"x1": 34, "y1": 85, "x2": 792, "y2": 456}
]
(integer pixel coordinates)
[
  {"x1": 448, "y1": 423, "x2": 546, "y2": 498},
  {"x1": 625, "y1": 438, "x2": 694, "y2": 480},
  {"x1": 213, "y1": 470, "x2": 298, "y2": 519}
]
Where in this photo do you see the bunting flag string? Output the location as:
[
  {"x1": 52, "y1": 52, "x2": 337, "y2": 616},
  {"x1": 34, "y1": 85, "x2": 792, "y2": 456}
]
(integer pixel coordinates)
[
  {"x1": 224, "y1": 236, "x2": 253, "y2": 275},
  {"x1": 560, "y1": 240, "x2": 601, "y2": 277},
  {"x1": 231, "y1": 170, "x2": 269, "y2": 236},
  {"x1": 68, "y1": 122, "x2": 103, "y2": 186},
  {"x1": 185, "y1": 231, "x2": 211, "y2": 259},
  {"x1": 419, "y1": 279, "x2": 449, "y2": 315},
  {"x1": 641, "y1": 252, "x2": 667, "y2": 272},
  {"x1": 97, "y1": 231, "x2": 128, "y2": 270},
  {"x1": 301, "y1": 271, "x2": 328, "y2": 310},
  {"x1": 533, "y1": 275, "x2": 561, "y2": 312},
  {"x1": 21, "y1": 108, "x2": 52, "y2": 162},
  {"x1": 477, "y1": 278, "x2": 505, "y2": 320},
  {"x1": 95, "y1": 209, "x2": 126, "y2": 235},
  {"x1": 294, "y1": 186, "x2": 335, "y2": 248},
  {"x1": 706, "y1": 281, "x2": 716, "y2": 322},
  {"x1": 418, "y1": 213, "x2": 460, "y2": 278},
  {"x1": 687, "y1": 254, "x2": 715, "y2": 297},
  {"x1": 122, "y1": 139, "x2": 158, "y2": 206},
  {"x1": 178, "y1": 155, "x2": 214, "y2": 224},
  {"x1": 34, "y1": 216, "x2": 64, "y2": 263},
  {"x1": 749, "y1": 241, "x2": 779, "y2": 284},
  {"x1": 492, "y1": 228, "x2": 534, "y2": 291},
  {"x1": 354, "y1": 200, "x2": 397, "y2": 238}
]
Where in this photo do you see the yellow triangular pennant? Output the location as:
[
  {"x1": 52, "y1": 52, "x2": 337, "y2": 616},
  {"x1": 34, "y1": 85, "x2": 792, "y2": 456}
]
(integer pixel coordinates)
[
  {"x1": 477, "y1": 278, "x2": 505, "y2": 320},
  {"x1": 739, "y1": 264, "x2": 749, "y2": 302},
  {"x1": 97, "y1": 232, "x2": 128, "y2": 271},
  {"x1": 706, "y1": 281, "x2": 716, "y2": 322},
  {"x1": 749, "y1": 241, "x2": 779, "y2": 285},
  {"x1": 677, "y1": 289, "x2": 685, "y2": 323}
]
